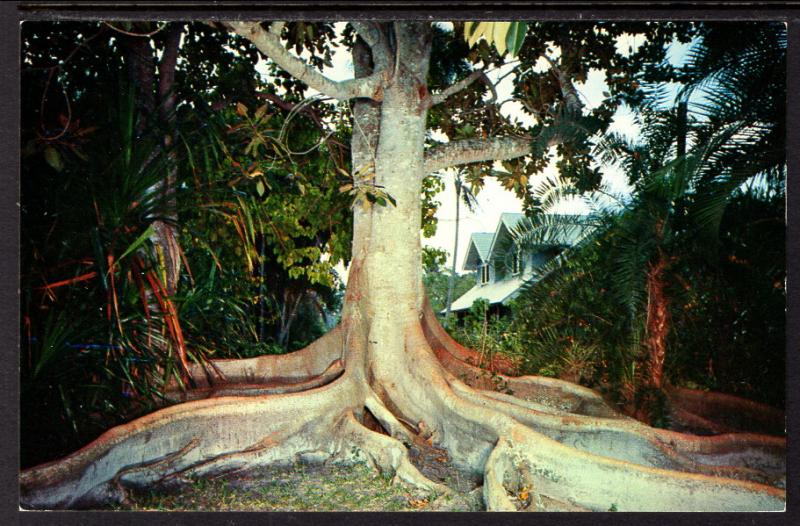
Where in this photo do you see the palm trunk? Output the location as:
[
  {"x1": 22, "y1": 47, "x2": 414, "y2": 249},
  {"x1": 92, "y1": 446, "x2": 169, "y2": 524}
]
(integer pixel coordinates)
[
  {"x1": 644, "y1": 252, "x2": 671, "y2": 390},
  {"x1": 444, "y1": 176, "x2": 461, "y2": 319},
  {"x1": 152, "y1": 24, "x2": 183, "y2": 296},
  {"x1": 257, "y1": 232, "x2": 267, "y2": 342},
  {"x1": 122, "y1": 23, "x2": 188, "y2": 376}
]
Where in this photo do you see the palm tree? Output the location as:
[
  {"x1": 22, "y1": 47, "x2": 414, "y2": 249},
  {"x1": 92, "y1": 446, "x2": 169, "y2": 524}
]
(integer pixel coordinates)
[
  {"x1": 514, "y1": 74, "x2": 784, "y2": 420},
  {"x1": 444, "y1": 168, "x2": 479, "y2": 319},
  {"x1": 677, "y1": 21, "x2": 786, "y2": 241},
  {"x1": 592, "y1": 16, "x2": 786, "y2": 393}
]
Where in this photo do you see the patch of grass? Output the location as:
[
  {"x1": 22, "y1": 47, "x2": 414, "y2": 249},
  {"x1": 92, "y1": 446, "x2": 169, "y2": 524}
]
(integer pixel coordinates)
[{"x1": 113, "y1": 462, "x2": 482, "y2": 512}]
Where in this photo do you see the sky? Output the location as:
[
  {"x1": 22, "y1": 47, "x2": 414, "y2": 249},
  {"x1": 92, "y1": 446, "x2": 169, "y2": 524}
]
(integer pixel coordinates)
[
  {"x1": 253, "y1": 23, "x2": 694, "y2": 279},
  {"x1": 423, "y1": 37, "x2": 691, "y2": 274}
]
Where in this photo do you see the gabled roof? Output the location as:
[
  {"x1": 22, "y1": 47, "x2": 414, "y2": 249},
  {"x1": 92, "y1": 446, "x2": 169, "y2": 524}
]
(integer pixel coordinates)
[
  {"x1": 499, "y1": 212, "x2": 526, "y2": 232},
  {"x1": 486, "y1": 212, "x2": 526, "y2": 260},
  {"x1": 462, "y1": 232, "x2": 494, "y2": 271},
  {"x1": 527, "y1": 214, "x2": 588, "y2": 247},
  {"x1": 448, "y1": 212, "x2": 594, "y2": 313},
  {"x1": 487, "y1": 213, "x2": 588, "y2": 258}
]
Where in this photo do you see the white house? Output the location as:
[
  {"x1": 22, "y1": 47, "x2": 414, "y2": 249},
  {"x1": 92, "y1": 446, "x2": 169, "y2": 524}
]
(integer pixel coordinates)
[{"x1": 447, "y1": 212, "x2": 588, "y2": 314}]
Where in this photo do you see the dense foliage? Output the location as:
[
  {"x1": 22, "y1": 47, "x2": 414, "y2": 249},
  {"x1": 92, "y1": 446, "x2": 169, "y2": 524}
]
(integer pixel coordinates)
[
  {"x1": 445, "y1": 22, "x2": 786, "y2": 419},
  {"x1": 20, "y1": 22, "x2": 352, "y2": 466}
]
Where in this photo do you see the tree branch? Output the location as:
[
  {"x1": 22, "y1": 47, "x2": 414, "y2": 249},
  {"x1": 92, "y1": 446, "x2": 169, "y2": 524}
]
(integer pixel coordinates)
[
  {"x1": 255, "y1": 91, "x2": 324, "y2": 128},
  {"x1": 350, "y1": 21, "x2": 392, "y2": 71},
  {"x1": 544, "y1": 55, "x2": 583, "y2": 112},
  {"x1": 424, "y1": 135, "x2": 533, "y2": 174},
  {"x1": 424, "y1": 55, "x2": 591, "y2": 173},
  {"x1": 225, "y1": 21, "x2": 386, "y2": 101},
  {"x1": 429, "y1": 70, "x2": 491, "y2": 107}
]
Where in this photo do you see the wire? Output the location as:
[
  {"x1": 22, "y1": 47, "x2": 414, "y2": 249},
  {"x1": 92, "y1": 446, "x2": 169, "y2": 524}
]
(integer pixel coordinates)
[{"x1": 102, "y1": 21, "x2": 167, "y2": 38}]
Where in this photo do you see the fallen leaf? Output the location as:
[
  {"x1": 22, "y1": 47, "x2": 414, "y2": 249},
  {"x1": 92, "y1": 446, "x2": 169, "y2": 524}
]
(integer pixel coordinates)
[{"x1": 408, "y1": 498, "x2": 429, "y2": 508}]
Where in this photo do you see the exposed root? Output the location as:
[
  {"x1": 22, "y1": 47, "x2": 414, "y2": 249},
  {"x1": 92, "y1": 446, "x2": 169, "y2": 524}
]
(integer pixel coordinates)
[
  {"x1": 480, "y1": 424, "x2": 785, "y2": 511},
  {"x1": 421, "y1": 297, "x2": 518, "y2": 375},
  {"x1": 500, "y1": 374, "x2": 623, "y2": 418},
  {"x1": 477, "y1": 385, "x2": 626, "y2": 420},
  {"x1": 478, "y1": 389, "x2": 574, "y2": 416},
  {"x1": 20, "y1": 310, "x2": 785, "y2": 512},
  {"x1": 397, "y1": 326, "x2": 785, "y2": 510},
  {"x1": 482, "y1": 438, "x2": 517, "y2": 511},
  {"x1": 163, "y1": 359, "x2": 344, "y2": 403},
  {"x1": 177, "y1": 325, "x2": 344, "y2": 389},
  {"x1": 20, "y1": 373, "x2": 360, "y2": 509},
  {"x1": 666, "y1": 385, "x2": 785, "y2": 436},
  {"x1": 340, "y1": 412, "x2": 450, "y2": 495},
  {"x1": 416, "y1": 370, "x2": 784, "y2": 510},
  {"x1": 669, "y1": 404, "x2": 734, "y2": 435},
  {"x1": 418, "y1": 304, "x2": 786, "y2": 497},
  {"x1": 449, "y1": 378, "x2": 784, "y2": 484},
  {"x1": 364, "y1": 390, "x2": 419, "y2": 446}
]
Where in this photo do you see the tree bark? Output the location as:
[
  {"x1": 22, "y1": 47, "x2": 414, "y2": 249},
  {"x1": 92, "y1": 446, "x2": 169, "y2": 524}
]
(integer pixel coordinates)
[
  {"x1": 152, "y1": 24, "x2": 183, "y2": 296},
  {"x1": 645, "y1": 253, "x2": 671, "y2": 391},
  {"x1": 121, "y1": 24, "x2": 189, "y2": 378}
]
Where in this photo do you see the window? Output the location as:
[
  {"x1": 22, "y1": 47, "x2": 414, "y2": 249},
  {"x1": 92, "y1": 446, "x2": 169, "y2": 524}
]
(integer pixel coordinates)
[
  {"x1": 512, "y1": 247, "x2": 522, "y2": 275},
  {"x1": 481, "y1": 264, "x2": 490, "y2": 284}
]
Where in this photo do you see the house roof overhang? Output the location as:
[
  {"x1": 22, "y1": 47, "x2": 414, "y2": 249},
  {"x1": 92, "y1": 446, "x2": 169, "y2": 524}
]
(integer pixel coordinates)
[{"x1": 445, "y1": 275, "x2": 529, "y2": 313}]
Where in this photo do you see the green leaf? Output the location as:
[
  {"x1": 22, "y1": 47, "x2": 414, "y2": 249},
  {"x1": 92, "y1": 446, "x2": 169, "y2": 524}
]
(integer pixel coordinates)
[
  {"x1": 464, "y1": 21, "x2": 476, "y2": 38},
  {"x1": 22, "y1": 139, "x2": 37, "y2": 157},
  {"x1": 70, "y1": 145, "x2": 89, "y2": 162},
  {"x1": 90, "y1": 227, "x2": 108, "y2": 291},
  {"x1": 33, "y1": 311, "x2": 70, "y2": 378},
  {"x1": 456, "y1": 124, "x2": 476, "y2": 138},
  {"x1": 115, "y1": 225, "x2": 155, "y2": 267},
  {"x1": 256, "y1": 180, "x2": 266, "y2": 196},
  {"x1": 44, "y1": 146, "x2": 63, "y2": 172},
  {"x1": 505, "y1": 22, "x2": 527, "y2": 57}
]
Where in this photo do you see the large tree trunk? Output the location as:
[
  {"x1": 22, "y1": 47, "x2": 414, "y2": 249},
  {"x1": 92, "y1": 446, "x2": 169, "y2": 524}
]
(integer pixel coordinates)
[{"x1": 20, "y1": 22, "x2": 785, "y2": 511}]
